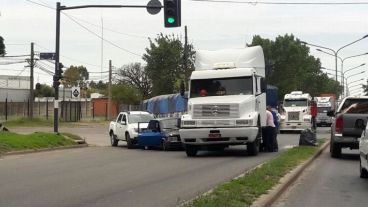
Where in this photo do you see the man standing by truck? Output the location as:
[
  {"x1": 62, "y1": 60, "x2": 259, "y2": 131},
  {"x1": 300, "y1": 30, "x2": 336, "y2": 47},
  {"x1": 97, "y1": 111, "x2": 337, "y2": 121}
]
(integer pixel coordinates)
[{"x1": 264, "y1": 107, "x2": 276, "y2": 152}]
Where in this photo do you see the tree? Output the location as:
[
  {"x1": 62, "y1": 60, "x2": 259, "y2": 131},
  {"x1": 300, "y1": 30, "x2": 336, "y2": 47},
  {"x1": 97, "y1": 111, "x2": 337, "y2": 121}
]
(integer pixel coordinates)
[
  {"x1": 249, "y1": 34, "x2": 341, "y2": 98},
  {"x1": 143, "y1": 33, "x2": 195, "y2": 96},
  {"x1": 0, "y1": 36, "x2": 6, "y2": 56},
  {"x1": 362, "y1": 80, "x2": 368, "y2": 95},
  {"x1": 117, "y1": 63, "x2": 152, "y2": 99},
  {"x1": 108, "y1": 84, "x2": 142, "y2": 106},
  {"x1": 63, "y1": 65, "x2": 89, "y2": 89},
  {"x1": 34, "y1": 83, "x2": 54, "y2": 97}
]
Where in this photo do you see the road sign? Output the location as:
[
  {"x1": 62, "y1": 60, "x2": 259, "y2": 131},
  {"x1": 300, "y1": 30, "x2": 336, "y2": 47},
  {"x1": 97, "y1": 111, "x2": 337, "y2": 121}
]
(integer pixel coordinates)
[
  {"x1": 71, "y1": 87, "x2": 80, "y2": 99},
  {"x1": 147, "y1": 0, "x2": 162, "y2": 15},
  {"x1": 40, "y1": 52, "x2": 56, "y2": 60}
]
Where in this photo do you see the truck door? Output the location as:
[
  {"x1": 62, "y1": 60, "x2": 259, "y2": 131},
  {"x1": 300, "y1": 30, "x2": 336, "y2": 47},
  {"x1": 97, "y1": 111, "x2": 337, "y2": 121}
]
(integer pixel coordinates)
[{"x1": 116, "y1": 114, "x2": 124, "y2": 139}]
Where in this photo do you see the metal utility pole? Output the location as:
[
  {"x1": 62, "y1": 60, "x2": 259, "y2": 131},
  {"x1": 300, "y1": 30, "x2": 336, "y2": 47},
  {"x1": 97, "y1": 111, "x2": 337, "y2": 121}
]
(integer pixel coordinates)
[
  {"x1": 29, "y1": 42, "x2": 34, "y2": 119},
  {"x1": 108, "y1": 60, "x2": 112, "y2": 120},
  {"x1": 54, "y1": 1, "x2": 164, "y2": 132},
  {"x1": 54, "y1": 2, "x2": 61, "y2": 133}
]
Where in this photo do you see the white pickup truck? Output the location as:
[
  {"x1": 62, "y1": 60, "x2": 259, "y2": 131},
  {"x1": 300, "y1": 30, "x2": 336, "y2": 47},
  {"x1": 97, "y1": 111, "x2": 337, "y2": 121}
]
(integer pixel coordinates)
[{"x1": 109, "y1": 111, "x2": 154, "y2": 148}]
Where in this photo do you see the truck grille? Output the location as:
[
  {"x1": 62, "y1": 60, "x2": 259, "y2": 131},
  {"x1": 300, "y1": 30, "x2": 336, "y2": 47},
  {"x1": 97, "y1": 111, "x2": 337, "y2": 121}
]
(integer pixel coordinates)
[
  {"x1": 288, "y1": 112, "x2": 300, "y2": 121},
  {"x1": 193, "y1": 104, "x2": 239, "y2": 119}
]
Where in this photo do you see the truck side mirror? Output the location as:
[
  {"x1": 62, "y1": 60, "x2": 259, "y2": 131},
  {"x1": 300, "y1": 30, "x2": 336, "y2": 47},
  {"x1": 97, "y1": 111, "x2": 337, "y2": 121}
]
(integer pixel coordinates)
[
  {"x1": 327, "y1": 110, "x2": 335, "y2": 117},
  {"x1": 180, "y1": 80, "x2": 185, "y2": 96},
  {"x1": 260, "y1": 78, "x2": 267, "y2": 93}
]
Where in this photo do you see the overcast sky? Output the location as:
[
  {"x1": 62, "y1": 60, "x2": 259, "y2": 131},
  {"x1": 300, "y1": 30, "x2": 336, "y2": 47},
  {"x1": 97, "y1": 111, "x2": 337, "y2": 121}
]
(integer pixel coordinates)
[{"x1": 1, "y1": 0, "x2": 367, "y2": 93}]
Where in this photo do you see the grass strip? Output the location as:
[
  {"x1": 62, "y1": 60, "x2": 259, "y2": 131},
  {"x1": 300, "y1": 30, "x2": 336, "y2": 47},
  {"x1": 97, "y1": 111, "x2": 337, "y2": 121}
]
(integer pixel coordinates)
[
  {"x1": 3, "y1": 117, "x2": 109, "y2": 128},
  {"x1": 185, "y1": 139, "x2": 326, "y2": 207},
  {"x1": 0, "y1": 131, "x2": 76, "y2": 155}
]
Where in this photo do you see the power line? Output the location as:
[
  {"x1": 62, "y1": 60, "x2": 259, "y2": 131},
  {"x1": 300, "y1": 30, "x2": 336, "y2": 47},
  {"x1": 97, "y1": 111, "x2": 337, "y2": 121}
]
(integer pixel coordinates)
[
  {"x1": 191, "y1": 0, "x2": 368, "y2": 5},
  {"x1": 24, "y1": 0, "x2": 54, "y2": 9},
  {"x1": 63, "y1": 13, "x2": 142, "y2": 57}
]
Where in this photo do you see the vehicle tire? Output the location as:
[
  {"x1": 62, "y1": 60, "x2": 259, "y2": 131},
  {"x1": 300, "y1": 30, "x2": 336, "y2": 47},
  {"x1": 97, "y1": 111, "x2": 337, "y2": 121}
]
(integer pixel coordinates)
[
  {"x1": 330, "y1": 141, "x2": 341, "y2": 158},
  {"x1": 110, "y1": 132, "x2": 118, "y2": 147},
  {"x1": 161, "y1": 140, "x2": 170, "y2": 151},
  {"x1": 185, "y1": 145, "x2": 198, "y2": 157},
  {"x1": 360, "y1": 159, "x2": 368, "y2": 178},
  {"x1": 247, "y1": 139, "x2": 259, "y2": 156},
  {"x1": 126, "y1": 133, "x2": 133, "y2": 149}
]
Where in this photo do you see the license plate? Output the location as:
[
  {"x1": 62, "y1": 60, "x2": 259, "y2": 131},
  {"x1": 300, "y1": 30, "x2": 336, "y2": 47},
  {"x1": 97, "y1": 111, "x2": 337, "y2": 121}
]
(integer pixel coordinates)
[
  {"x1": 209, "y1": 133, "x2": 221, "y2": 138},
  {"x1": 292, "y1": 126, "x2": 296, "y2": 129}
]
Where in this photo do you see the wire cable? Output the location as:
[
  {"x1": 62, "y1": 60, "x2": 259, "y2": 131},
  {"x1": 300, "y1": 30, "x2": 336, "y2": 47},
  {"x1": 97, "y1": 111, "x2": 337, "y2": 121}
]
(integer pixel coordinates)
[
  {"x1": 63, "y1": 13, "x2": 142, "y2": 57},
  {"x1": 191, "y1": 0, "x2": 368, "y2": 5}
]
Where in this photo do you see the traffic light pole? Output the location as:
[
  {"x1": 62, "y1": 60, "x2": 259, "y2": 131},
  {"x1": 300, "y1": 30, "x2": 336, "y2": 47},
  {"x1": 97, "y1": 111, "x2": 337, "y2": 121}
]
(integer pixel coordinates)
[{"x1": 54, "y1": 1, "x2": 164, "y2": 133}]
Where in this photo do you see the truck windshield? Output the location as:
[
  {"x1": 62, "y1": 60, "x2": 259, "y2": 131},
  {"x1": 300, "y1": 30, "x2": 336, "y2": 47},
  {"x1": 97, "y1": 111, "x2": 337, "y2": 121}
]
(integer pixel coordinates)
[
  {"x1": 128, "y1": 114, "x2": 154, "y2": 123},
  {"x1": 190, "y1": 76, "x2": 253, "y2": 97},
  {"x1": 284, "y1": 99, "x2": 308, "y2": 107},
  {"x1": 317, "y1": 107, "x2": 331, "y2": 113},
  {"x1": 339, "y1": 99, "x2": 368, "y2": 114}
]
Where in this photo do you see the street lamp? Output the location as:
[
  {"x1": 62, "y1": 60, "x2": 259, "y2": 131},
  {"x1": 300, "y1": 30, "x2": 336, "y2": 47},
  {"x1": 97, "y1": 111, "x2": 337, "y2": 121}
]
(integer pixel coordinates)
[
  {"x1": 301, "y1": 35, "x2": 368, "y2": 83},
  {"x1": 316, "y1": 50, "x2": 368, "y2": 95},
  {"x1": 347, "y1": 78, "x2": 365, "y2": 89},
  {"x1": 343, "y1": 63, "x2": 365, "y2": 76}
]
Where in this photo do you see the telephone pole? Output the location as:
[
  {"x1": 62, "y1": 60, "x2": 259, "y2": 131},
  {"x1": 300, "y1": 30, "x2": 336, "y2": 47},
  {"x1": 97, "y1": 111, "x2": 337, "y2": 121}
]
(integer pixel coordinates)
[
  {"x1": 108, "y1": 60, "x2": 112, "y2": 120},
  {"x1": 29, "y1": 42, "x2": 34, "y2": 119}
]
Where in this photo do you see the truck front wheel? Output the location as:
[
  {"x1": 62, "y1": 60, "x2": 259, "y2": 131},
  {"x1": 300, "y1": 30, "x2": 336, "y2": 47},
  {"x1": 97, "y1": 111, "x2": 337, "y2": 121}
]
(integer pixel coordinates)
[
  {"x1": 126, "y1": 133, "x2": 134, "y2": 149},
  {"x1": 110, "y1": 132, "x2": 118, "y2": 147},
  {"x1": 330, "y1": 141, "x2": 341, "y2": 158},
  {"x1": 247, "y1": 139, "x2": 259, "y2": 156},
  {"x1": 185, "y1": 145, "x2": 198, "y2": 157}
]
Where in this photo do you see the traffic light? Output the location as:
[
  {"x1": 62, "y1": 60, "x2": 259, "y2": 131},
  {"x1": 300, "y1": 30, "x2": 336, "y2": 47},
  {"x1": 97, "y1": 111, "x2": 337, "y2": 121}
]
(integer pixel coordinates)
[
  {"x1": 57, "y1": 62, "x2": 64, "y2": 81},
  {"x1": 164, "y1": 0, "x2": 181, "y2": 27}
]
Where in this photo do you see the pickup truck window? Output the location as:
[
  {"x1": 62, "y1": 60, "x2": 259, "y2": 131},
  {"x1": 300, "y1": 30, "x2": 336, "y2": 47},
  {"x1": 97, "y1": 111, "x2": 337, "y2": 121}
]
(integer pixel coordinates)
[
  {"x1": 128, "y1": 114, "x2": 154, "y2": 124},
  {"x1": 190, "y1": 76, "x2": 253, "y2": 97},
  {"x1": 284, "y1": 99, "x2": 308, "y2": 107},
  {"x1": 339, "y1": 99, "x2": 368, "y2": 114},
  {"x1": 117, "y1": 114, "x2": 123, "y2": 122}
]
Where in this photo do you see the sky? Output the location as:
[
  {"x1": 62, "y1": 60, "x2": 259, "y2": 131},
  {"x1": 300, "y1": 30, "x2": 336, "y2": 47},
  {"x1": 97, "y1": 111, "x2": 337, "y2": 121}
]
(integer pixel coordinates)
[{"x1": 1, "y1": 0, "x2": 368, "y2": 94}]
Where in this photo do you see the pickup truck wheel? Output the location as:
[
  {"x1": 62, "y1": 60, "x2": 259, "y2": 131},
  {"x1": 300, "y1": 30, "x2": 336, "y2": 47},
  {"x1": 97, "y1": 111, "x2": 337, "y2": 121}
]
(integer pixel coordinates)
[
  {"x1": 110, "y1": 133, "x2": 118, "y2": 147},
  {"x1": 126, "y1": 133, "x2": 134, "y2": 149},
  {"x1": 247, "y1": 139, "x2": 259, "y2": 156},
  {"x1": 330, "y1": 141, "x2": 341, "y2": 158},
  {"x1": 185, "y1": 145, "x2": 198, "y2": 157},
  {"x1": 360, "y1": 159, "x2": 368, "y2": 178}
]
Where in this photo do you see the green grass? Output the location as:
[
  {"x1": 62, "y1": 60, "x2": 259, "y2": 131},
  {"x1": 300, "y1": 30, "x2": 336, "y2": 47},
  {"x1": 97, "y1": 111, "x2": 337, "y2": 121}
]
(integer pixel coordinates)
[
  {"x1": 0, "y1": 131, "x2": 76, "y2": 155},
  {"x1": 185, "y1": 139, "x2": 326, "y2": 207},
  {"x1": 2, "y1": 117, "x2": 109, "y2": 128}
]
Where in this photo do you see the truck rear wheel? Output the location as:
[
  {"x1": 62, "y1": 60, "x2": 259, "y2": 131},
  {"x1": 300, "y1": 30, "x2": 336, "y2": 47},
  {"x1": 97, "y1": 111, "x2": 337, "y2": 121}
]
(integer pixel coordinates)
[
  {"x1": 360, "y1": 159, "x2": 368, "y2": 178},
  {"x1": 185, "y1": 145, "x2": 198, "y2": 157}
]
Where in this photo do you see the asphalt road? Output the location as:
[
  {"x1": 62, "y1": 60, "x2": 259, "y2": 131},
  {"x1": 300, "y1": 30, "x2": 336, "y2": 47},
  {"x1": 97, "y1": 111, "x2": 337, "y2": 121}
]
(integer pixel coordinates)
[
  {"x1": 274, "y1": 128, "x2": 368, "y2": 207},
  {"x1": 0, "y1": 129, "x2": 309, "y2": 207}
]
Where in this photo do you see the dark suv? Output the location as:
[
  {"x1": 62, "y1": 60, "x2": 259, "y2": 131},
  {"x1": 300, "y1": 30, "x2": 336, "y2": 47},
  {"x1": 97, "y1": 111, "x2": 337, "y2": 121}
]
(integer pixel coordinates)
[{"x1": 328, "y1": 96, "x2": 368, "y2": 158}]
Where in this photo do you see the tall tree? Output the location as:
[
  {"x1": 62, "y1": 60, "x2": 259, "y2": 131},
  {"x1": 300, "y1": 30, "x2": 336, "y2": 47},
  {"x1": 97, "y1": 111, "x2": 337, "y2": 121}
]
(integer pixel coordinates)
[
  {"x1": 362, "y1": 80, "x2": 368, "y2": 95},
  {"x1": 63, "y1": 65, "x2": 89, "y2": 89},
  {"x1": 250, "y1": 34, "x2": 341, "y2": 98},
  {"x1": 143, "y1": 33, "x2": 195, "y2": 96},
  {"x1": 108, "y1": 84, "x2": 142, "y2": 105},
  {"x1": 34, "y1": 83, "x2": 54, "y2": 97},
  {"x1": 117, "y1": 63, "x2": 152, "y2": 99},
  {"x1": 0, "y1": 36, "x2": 6, "y2": 56}
]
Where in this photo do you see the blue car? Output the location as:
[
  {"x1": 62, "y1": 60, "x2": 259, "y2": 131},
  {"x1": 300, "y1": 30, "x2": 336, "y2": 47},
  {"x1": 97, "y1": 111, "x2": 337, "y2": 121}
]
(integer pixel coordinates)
[{"x1": 137, "y1": 118, "x2": 182, "y2": 150}]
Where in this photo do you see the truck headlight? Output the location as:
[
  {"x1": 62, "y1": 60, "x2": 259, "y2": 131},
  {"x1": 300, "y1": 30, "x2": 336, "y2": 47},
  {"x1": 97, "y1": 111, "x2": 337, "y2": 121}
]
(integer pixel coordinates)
[
  {"x1": 236, "y1": 119, "x2": 253, "y2": 126},
  {"x1": 303, "y1": 116, "x2": 311, "y2": 122},
  {"x1": 182, "y1": 120, "x2": 196, "y2": 126}
]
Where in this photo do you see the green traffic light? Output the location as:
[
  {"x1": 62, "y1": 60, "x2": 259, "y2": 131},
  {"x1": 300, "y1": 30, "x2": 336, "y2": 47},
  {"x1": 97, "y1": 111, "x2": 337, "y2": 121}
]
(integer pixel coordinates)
[{"x1": 167, "y1": 17, "x2": 175, "y2": 24}]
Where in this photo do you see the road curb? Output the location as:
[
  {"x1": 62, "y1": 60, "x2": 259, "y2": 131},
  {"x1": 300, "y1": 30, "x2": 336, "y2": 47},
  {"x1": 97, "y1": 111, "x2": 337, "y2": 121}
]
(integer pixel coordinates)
[
  {"x1": 3, "y1": 144, "x2": 89, "y2": 156},
  {"x1": 251, "y1": 140, "x2": 330, "y2": 207}
]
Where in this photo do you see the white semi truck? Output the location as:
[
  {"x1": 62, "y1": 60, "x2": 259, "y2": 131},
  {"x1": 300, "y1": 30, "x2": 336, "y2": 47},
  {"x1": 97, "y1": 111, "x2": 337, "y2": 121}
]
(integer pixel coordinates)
[
  {"x1": 280, "y1": 91, "x2": 312, "y2": 132},
  {"x1": 179, "y1": 46, "x2": 267, "y2": 157},
  {"x1": 315, "y1": 96, "x2": 333, "y2": 126}
]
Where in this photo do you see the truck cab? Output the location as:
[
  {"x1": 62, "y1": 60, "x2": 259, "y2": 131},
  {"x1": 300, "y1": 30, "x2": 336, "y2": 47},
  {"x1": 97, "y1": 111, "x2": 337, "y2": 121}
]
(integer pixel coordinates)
[
  {"x1": 280, "y1": 91, "x2": 312, "y2": 132},
  {"x1": 315, "y1": 96, "x2": 333, "y2": 126},
  {"x1": 179, "y1": 46, "x2": 267, "y2": 157}
]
